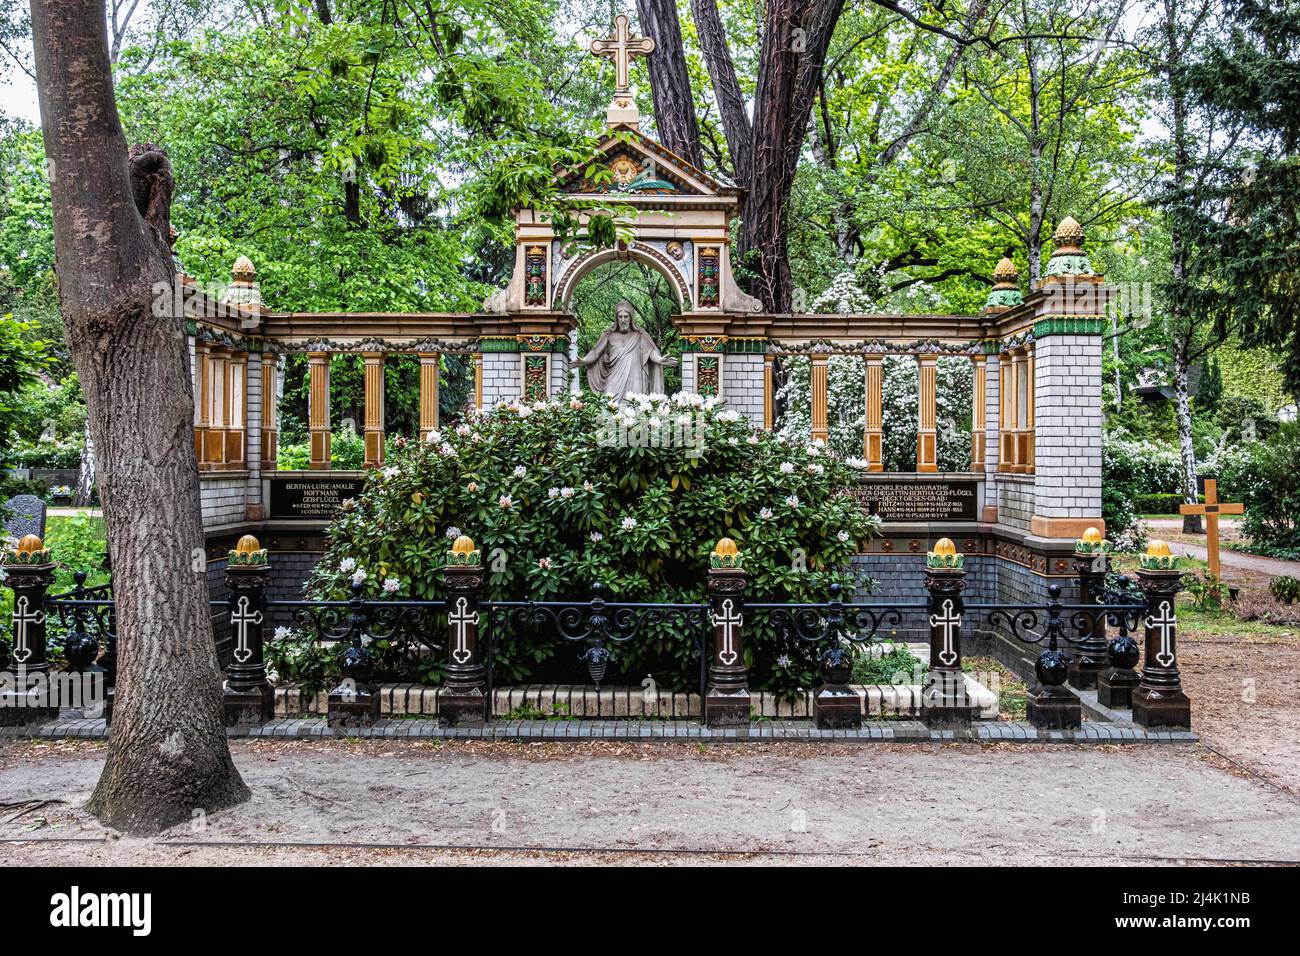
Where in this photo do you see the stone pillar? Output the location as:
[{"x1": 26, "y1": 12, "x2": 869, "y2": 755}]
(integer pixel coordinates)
[
  {"x1": 440, "y1": 535, "x2": 487, "y2": 725},
  {"x1": 473, "y1": 352, "x2": 484, "y2": 410},
  {"x1": 704, "y1": 538, "x2": 748, "y2": 727},
  {"x1": 363, "y1": 352, "x2": 385, "y2": 467},
  {"x1": 864, "y1": 354, "x2": 884, "y2": 471},
  {"x1": 922, "y1": 540, "x2": 971, "y2": 728},
  {"x1": 1069, "y1": 528, "x2": 1110, "y2": 689},
  {"x1": 224, "y1": 535, "x2": 273, "y2": 727},
  {"x1": 419, "y1": 352, "x2": 440, "y2": 440},
  {"x1": 308, "y1": 352, "x2": 331, "y2": 470},
  {"x1": 971, "y1": 356, "x2": 986, "y2": 470},
  {"x1": 763, "y1": 355, "x2": 774, "y2": 429},
  {"x1": 0, "y1": 536, "x2": 59, "y2": 726},
  {"x1": 982, "y1": 351, "x2": 1000, "y2": 522},
  {"x1": 1025, "y1": 585, "x2": 1082, "y2": 729},
  {"x1": 916, "y1": 353, "x2": 938, "y2": 472},
  {"x1": 810, "y1": 354, "x2": 829, "y2": 444},
  {"x1": 1131, "y1": 545, "x2": 1191, "y2": 728},
  {"x1": 260, "y1": 356, "x2": 278, "y2": 470}
]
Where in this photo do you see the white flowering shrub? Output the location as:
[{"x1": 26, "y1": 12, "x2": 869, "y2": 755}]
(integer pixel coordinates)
[
  {"x1": 776, "y1": 355, "x2": 973, "y2": 471},
  {"x1": 308, "y1": 393, "x2": 881, "y2": 693}
]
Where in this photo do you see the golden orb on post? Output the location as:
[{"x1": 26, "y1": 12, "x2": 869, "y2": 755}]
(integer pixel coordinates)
[
  {"x1": 1075, "y1": 525, "x2": 1109, "y2": 554},
  {"x1": 228, "y1": 533, "x2": 267, "y2": 566},
  {"x1": 448, "y1": 534, "x2": 481, "y2": 566},
  {"x1": 710, "y1": 536, "x2": 742, "y2": 569},
  {"x1": 1082, "y1": 527, "x2": 1103, "y2": 545},
  {"x1": 1140, "y1": 538, "x2": 1177, "y2": 571},
  {"x1": 235, "y1": 534, "x2": 261, "y2": 556},
  {"x1": 16, "y1": 534, "x2": 44, "y2": 556},
  {"x1": 927, "y1": 537, "x2": 964, "y2": 569}
]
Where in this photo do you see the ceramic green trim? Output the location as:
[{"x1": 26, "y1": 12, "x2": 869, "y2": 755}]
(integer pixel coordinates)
[{"x1": 1042, "y1": 253, "x2": 1095, "y2": 277}]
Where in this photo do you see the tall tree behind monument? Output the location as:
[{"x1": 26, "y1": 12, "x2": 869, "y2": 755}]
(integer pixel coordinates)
[{"x1": 29, "y1": 0, "x2": 248, "y2": 832}]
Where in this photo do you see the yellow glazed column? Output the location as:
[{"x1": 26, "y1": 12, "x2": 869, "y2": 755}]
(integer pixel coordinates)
[
  {"x1": 998, "y1": 351, "x2": 1014, "y2": 472},
  {"x1": 763, "y1": 355, "x2": 774, "y2": 430},
  {"x1": 971, "y1": 355, "x2": 987, "y2": 470},
  {"x1": 225, "y1": 353, "x2": 246, "y2": 467},
  {"x1": 308, "y1": 352, "x2": 331, "y2": 470},
  {"x1": 363, "y1": 352, "x2": 385, "y2": 467},
  {"x1": 206, "y1": 348, "x2": 228, "y2": 467},
  {"x1": 473, "y1": 353, "x2": 484, "y2": 410},
  {"x1": 194, "y1": 342, "x2": 210, "y2": 466},
  {"x1": 418, "y1": 353, "x2": 440, "y2": 440},
  {"x1": 261, "y1": 357, "x2": 278, "y2": 469},
  {"x1": 1011, "y1": 348, "x2": 1028, "y2": 473},
  {"x1": 810, "y1": 354, "x2": 829, "y2": 444},
  {"x1": 863, "y1": 354, "x2": 884, "y2": 471},
  {"x1": 916, "y1": 353, "x2": 938, "y2": 472}
]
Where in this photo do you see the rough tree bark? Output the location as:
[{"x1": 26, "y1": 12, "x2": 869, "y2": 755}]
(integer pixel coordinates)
[
  {"x1": 30, "y1": 0, "x2": 249, "y2": 833},
  {"x1": 636, "y1": 0, "x2": 704, "y2": 169}
]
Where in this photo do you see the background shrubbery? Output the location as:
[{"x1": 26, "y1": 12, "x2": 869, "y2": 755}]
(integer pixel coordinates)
[{"x1": 305, "y1": 394, "x2": 881, "y2": 694}]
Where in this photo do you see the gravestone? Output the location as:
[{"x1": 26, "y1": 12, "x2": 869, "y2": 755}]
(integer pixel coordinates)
[{"x1": 2, "y1": 495, "x2": 47, "y2": 542}]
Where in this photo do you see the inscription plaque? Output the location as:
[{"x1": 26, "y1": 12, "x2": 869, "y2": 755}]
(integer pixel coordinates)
[
  {"x1": 269, "y1": 476, "x2": 366, "y2": 520},
  {"x1": 850, "y1": 479, "x2": 979, "y2": 522}
]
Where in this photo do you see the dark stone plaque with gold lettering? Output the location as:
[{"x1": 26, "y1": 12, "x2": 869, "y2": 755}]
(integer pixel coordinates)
[
  {"x1": 849, "y1": 478, "x2": 979, "y2": 522},
  {"x1": 269, "y1": 476, "x2": 366, "y2": 520}
]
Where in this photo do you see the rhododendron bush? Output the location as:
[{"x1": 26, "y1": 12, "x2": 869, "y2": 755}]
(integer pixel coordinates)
[{"x1": 308, "y1": 393, "x2": 881, "y2": 692}]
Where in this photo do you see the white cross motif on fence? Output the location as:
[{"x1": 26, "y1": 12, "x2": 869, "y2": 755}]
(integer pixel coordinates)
[
  {"x1": 713, "y1": 598, "x2": 743, "y2": 665},
  {"x1": 12, "y1": 595, "x2": 44, "y2": 665},
  {"x1": 450, "y1": 596, "x2": 478, "y2": 664},
  {"x1": 1147, "y1": 601, "x2": 1176, "y2": 666},
  {"x1": 929, "y1": 598, "x2": 961, "y2": 666},
  {"x1": 231, "y1": 595, "x2": 263, "y2": 664}
]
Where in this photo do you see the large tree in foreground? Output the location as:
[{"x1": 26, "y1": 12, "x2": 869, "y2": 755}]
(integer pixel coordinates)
[{"x1": 30, "y1": 0, "x2": 247, "y2": 832}]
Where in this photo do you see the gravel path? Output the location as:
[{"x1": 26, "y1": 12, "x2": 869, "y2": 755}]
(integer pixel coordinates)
[
  {"x1": 1, "y1": 739, "x2": 1298, "y2": 866},
  {"x1": 1143, "y1": 518, "x2": 1299, "y2": 584}
]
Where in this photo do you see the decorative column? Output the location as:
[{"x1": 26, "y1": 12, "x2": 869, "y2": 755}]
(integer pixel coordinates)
[
  {"x1": 0, "y1": 535, "x2": 59, "y2": 726},
  {"x1": 224, "y1": 535, "x2": 273, "y2": 727},
  {"x1": 440, "y1": 535, "x2": 487, "y2": 725},
  {"x1": 970, "y1": 355, "x2": 986, "y2": 470},
  {"x1": 763, "y1": 355, "x2": 774, "y2": 429},
  {"x1": 1009, "y1": 349, "x2": 1028, "y2": 472},
  {"x1": 1025, "y1": 585, "x2": 1082, "y2": 729},
  {"x1": 922, "y1": 539, "x2": 970, "y2": 728},
  {"x1": 224, "y1": 353, "x2": 246, "y2": 467},
  {"x1": 362, "y1": 352, "x2": 385, "y2": 467},
  {"x1": 206, "y1": 348, "x2": 228, "y2": 466},
  {"x1": 418, "y1": 352, "x2": 440, "y2": 440},
  {"x1": 194, "y1": 342, "x2": 210, "y2": 465},
  {"x1": 473, "y1": 352, "x2": 483, "y2": 410},
  {"x1": 1069, "y1": 527, "x2": 1110, "y2": 689},
  {"x1": 916, "y1": 353, "x2": 938, "y2": 472},
  {"x1": 810, "y1": 353, "x2": 829, "y2": 444},
  {"x1": 260, "y1": 356, "x2": 278, "y2": 469},
  {"x1": 704, "y1": 537, "x2": 749, "y2": 727},
  {"x1": 308, "y1": 352, "x2": 331, "y2": 470},
  {"x1": 1131, "y1": 541, "x2": 1191, "y2": 728},
  {"x1": 863, "y1": 354, "x2": 884, "y2": 471},
  {"x1": 998, "y1": 350, "x2": 1014, "y2": 472}
]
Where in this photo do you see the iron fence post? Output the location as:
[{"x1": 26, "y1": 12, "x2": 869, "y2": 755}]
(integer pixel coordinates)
[
  {"x1": 224, "y1": 535, "x2": 274, "y2": 727},
  {"x1": 704, "y1": 537, "x2": 749, "y2": 727},
  {"x1": 922, "y1": 539, "x2": 971, "y2": 729},
  {"x1": 1025, "y1": 585, "x2": 1081, "y2": 729},
  {"x1": 440, "y1": 535, "x2": 487, "y2": 725},
  {"x1": 1, "y1": 535, "x2": 59, "y2": 726},
  {"x1": 1097, "y1": 575, "x2": 1141, "y2": 709},
  {"x1": 1132, "y1": 543, "x2": 1191, "y2": 729},
  {"x1": 814, "y1": 583, "x2": 861, "y2": 728},
  {"x1": 1069, "y1": 528, "x2": 1109, "y2": 689}
]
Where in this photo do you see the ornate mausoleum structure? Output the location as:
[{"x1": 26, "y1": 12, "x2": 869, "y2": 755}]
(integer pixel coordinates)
[{"x1": 182, "y1": 15, "x2": 1108, "y2": 628}]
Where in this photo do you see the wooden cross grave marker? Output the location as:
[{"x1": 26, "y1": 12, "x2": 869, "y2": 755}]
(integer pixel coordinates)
[{"x1": 1179, "y1": 479, "x2": 1243, "y2": 583}]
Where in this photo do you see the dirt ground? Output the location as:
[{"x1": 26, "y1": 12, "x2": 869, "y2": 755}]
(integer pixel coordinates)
[{"x1": 2, "y1": 584, "x2": 1297, "y2": 866}]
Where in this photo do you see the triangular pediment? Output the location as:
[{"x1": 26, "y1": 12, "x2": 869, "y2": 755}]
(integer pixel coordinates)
[{"x1": 559, "y1": 128, "x2": 736, "y2": 200}]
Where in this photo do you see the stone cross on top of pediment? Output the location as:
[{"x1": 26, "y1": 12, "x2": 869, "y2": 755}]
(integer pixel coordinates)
[
  {"x1": 591, "y1": 13, "x2": 654, "y2": 92},
  {"x1": 590, "y1": 13, "x2": 653, "y2": 128}
]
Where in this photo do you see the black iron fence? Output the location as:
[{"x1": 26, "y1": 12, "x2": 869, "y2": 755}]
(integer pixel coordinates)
[{"x1": 2, "y1": 533, "x2": 1190, "y2": 732}]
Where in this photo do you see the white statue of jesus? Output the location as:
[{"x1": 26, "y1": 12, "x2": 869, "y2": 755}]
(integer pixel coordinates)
[{"x1": 579, "y1": 300, "x2": 677, "y2": 400}]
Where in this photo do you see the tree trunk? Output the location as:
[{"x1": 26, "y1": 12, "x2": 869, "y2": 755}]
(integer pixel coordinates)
[
  {"x1": 636, "y1": 0, "x2": 704, "y2": 169},
  {"x1": 1171, "y1": 336, "x2": 1202, "y2": 534},
  {"x1": 30, "y1": 0, "x2": 248, "y2": 834}
]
